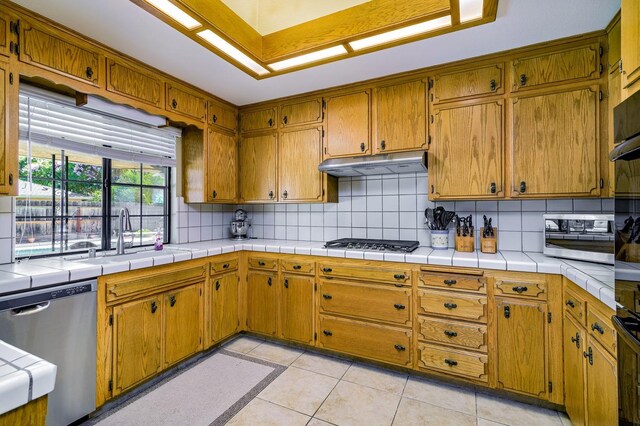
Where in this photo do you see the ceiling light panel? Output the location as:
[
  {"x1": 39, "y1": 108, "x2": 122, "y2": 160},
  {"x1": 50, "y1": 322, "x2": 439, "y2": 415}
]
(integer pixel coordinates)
[
  {"x1": 349, "y1": 15, "x2": 452, "y2": 51},
  {"x1": 268, "y1": 45, "x2": 348, "y2": 71},
  {"x1": 144, "y1": 0, "x2": 202, "y2": 30},
  {"x1": 459, "y1": 0, "x2": 484, "y2": 23},
  {"x1": 197, "y1": 30, "x2": 270, "y2": 76}
]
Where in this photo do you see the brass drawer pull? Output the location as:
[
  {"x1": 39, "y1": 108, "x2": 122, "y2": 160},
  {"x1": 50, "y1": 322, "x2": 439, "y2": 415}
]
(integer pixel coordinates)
[
  {"x1": 394, "y1": 344, "x2": 406, "y2": 351},
  {"x1": 444, "y1": 359, "x2": 458, "y2": 367},
  {"x1": 489, "y1": 79, "x2": 496, "y2": 92},
  {"x1": 150, "y1": 301, "x2": 158, "y2": 314},
  {"x1": 566, "y1": 299, "x2": 576, "y2": 308},
  {"x1": 284, "y1": 279, "x2": 289, "y2": 289},
  {"x1": 267, "y1": 277, "x2": 272, "y2": 286},
  {"x1": 443, "y1": 330, "x2": 458, "y2": 338},
  {"x1": 322, "y1": 294, "x2": 332, "y2": 300},
  {"x1": 394, "y1": 303, "x2": 406, "y2": 310},
  {"x1": 583, "y1": 347, "x2": 593, "y2": 365},
  {"x1": 322, "y1": 267, "x2": 332, "y2": 273},
  {"x1": 223, "y1": 263, "x2": 230, "y2": 269},
  {"x1": 85, "y1": 66, "x2": 94, "y2": 79},
  {"x1": 169, "y1": 295, "x2": 177, "y2": 307},
  {"x1": 591, "y1": 322, "x2": 604, "y2": 334},
  {"x1": 571, "y1": 332, "x2": 580, "y2": 348},
  {"x1": 215, "y1": 281, "x2": 220, "y2": 291},
  {"x1": 443, "y1": 279, "x2": 457, "y2": 286},
  {"x1": 258, "y1": 261, "x2": 266, "y2": 266},
  {"x1": 323, "y1": 330, "x2": 333, "y2": 336},
  {"x1": 512, "y1": 286, "x2": 528, "y2": 293},
  {"x1": 443, "y1": 302, "x2": 457, "y2": 310},
  {"x1": 394, "y1": 273, "x2": 406, "y2": 280},
  {"x1": 293, "y1": 265, "x2": 302, "y2": 270}
]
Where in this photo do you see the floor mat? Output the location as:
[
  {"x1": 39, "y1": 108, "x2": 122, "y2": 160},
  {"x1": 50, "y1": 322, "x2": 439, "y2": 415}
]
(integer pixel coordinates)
[{"x1": 85, "y1": 348, "x2": 285, "y2": 426}]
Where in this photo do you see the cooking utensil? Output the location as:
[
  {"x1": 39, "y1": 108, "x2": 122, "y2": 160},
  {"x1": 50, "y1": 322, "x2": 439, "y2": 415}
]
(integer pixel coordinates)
[{"x1": 425, "y1": 208, "x2": 435, "y2": 230}]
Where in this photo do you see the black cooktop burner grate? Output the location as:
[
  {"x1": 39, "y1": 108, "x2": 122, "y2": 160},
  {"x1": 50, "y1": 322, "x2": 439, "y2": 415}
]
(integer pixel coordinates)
[{"x1": 323, "y1": 238, "x2": 420, "y2": 253}]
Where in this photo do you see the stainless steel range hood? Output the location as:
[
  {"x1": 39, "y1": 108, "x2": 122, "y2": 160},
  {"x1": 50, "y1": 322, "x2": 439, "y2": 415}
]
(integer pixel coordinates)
[{"x1": 318, "y1": 151, "x2": 427, "y2": 177}]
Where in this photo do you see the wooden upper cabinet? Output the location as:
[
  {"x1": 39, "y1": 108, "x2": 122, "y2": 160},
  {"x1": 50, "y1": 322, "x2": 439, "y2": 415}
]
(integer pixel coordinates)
[
  {"x1": 511, "y1": 86, "x2": 600, "y2": 198},
  {"x1": 280, "y1": 98, "x2": 322, "y2": 128},
  {"x1": 0, "y1": 11, "x2": 9, "y2": 57},
  {"x1": 239, "y1": 132, "x2": 277, "y2": 202},
  {"x1": 240, "y1": 107, "x2": 277, "y2": 133},
  {"x1": 511, "y1": 44, "x2": 600, "y2": 91},
  {"x1": 209, "y1": 272, "x2": 239, "y2": 344},
  {"x1": 622, "y1": 0, "x2": 640, "y2": 94},
  {"x1": 278, "y1": 126, "x2": 323, "y2": 202},
  {"x1": 0, "y1": 57, "x2": 17, "y2": 196},
  {"x1": 208, "y1": 100, "x2": 237, "y2": 133},
  {"x1": 163, "y1": 284, "x2": 202, "y2": 367},
  {"x1": 165, "y1": 82, "x2": 206, "y2": 121},
  {"x1": 20, "y1": 21, "x2": 102, "y2": 87},
  {"x1": 375, "y1": 79, "x2": 428, "y2": 153},
  {"x1": 106, "y1": 57, "x2": 164, "y2": 109},
  {"x1": 206, "y1": 128, "x2": 237, "y2": 202},
  {"x1": 431, "y1": 64, "x2": 504, "y2": 103},
  {"x1": 279, "y1": 274, "x2": 314, "y2": 345},
  {"x1": 325, "y1": 90, "x2": 371, "y2": 157},
  {"x1": 430, "y1": 100, "x2": 503, "y2": 200},
  {"x1": 608, "y1": 18, "x2": 621, "y2": 74}
]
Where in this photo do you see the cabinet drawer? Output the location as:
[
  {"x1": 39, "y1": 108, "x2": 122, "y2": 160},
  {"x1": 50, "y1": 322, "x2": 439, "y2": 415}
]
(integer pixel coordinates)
[
  {"x1": 210, "y1": 258, "x2": 238, "y2": 274},
  {"x1": 494, "y1": 277, "x2": 547, "y2": 300},
  {"x1": 419, "y1": 272, "x2": 486, "y2": 293},
  {"x1": 106, "y1": 58, "x2": 163, "y2": 108},
  {"x1": 317, "y1": 315, "x2": 411, "y2": 366},
  {"x1": 208, "y1": 101, "x2": 237, "y2": 132},
  {"x1": 166, "y1": 82, "x2": 206, "y2": 121},
  {"x1": 564, "y1": 285, "x2": 587, "y2": 325},
  {"x1": 21, "y1": 22, "x2": 101, "y2": 87},
  {"x1": 432, "y1": 64, "x2": 503, "y2": 103},
  {"x1": 319, "y1": 262, "x2": 410, "y2": 286},
  {"x1": 512, "y1": 44, "x2": 599, "y2": 91},
  {"x1": 319, "y1": 280, "x2": 411, "y2": 325},
  {"x1": 418, "y1": 289, "x2": 487, "y2": 322},
  {"x1": 418, "y1": 343, "x2": 488, "y2": 382},
  {"x1": 240, "y1": 107, "x2": 277, "y2": 132},
  {"x1": 280, "y1": 98, "x2": 322, "y2": 127},
  {"x1": 418, "y1": 317, "x2": 487, "y2": 352},
  {"x1": 281, "y1": 259, "x2": 315, "y2": 275},
  {"x1": 248, "y1": 256, "x2": 278, "y2": 270},
  {"x1": 587, "y1": 306, "x2": 617, "y2": 355}
]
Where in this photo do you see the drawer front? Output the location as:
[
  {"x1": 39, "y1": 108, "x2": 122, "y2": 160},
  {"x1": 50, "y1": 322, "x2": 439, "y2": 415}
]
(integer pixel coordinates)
[
  {"x1": 106, "y1": 58, "x2": 163, "y2": 108},
  {"x1": 418, "y1": 290, "x2": 487, "y2": 322},
  {"x1": 494, "y1": 277, "x2": 547, "y2": 300},
  {"x1": 280, "y1": 98, "x2": 322, "y2": 127},
  {"x1": 512, "y1": 44, "x2": 599, "y2": 91},
  {"x1": 248, "y1": 256, "x2": 278, "y2": 270},
  {"x1": 319, "y1": 281, "x2": 411, "y2": 325},
  {"x1": 208, "y1": 101, "x2": 237, "y2": 132},
  {"x1": 210, "y1": 258, "x2": 238, "y2": 274},
  {"x1": 281, "y1": 259, "x2": 315, "y2": 275},
  {"x1": 166, "y1": 83, "x2": 206, "y2": 121},
  {"x1": 419, "y1": 272, "x2": 486, "y2": 293},
  {"x1": 240, "y1": 108, "x2": 277, "y2": 132},
  {"x1": 319, "y1": 263, "x2": 410, "y2": 286},
  {"x1": 432, "y1": 64, "x2": 503, "y2": 103},
  {"x1": 21, "y1": 23, "x2": 101, "y2": 87},
  {"x1": 564, "y1": 285, "x2": 587, "y2": 325},
  {"x1": 587, "y1": 306, "x2": 616, "y2": 355},
  {"x1": 418, "y1": 343, "x2": 488, "y2": 382},
  {"x1": 418, "y1": 317, "x2": 487, "y2": 352},
  {"x1": 318, "y1": 315, "x2": 411, "y2": 366}
]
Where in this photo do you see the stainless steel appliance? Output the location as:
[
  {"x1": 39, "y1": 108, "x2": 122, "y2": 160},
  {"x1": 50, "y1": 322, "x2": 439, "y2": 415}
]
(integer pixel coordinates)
[
  {"x1": 611, "y1": 88, "x2": 640, "y2": 425},
  {"x1": 324, "y1": 238, "x2": 420, "y2": 253},
  {"x1": 230, "y1": 208, "x2": 249, "y2": 240},
  {"x1": 543, "y1": 214, "x2": 614, "y2": 264},
  {"x1": 318, "y1": 150, "x2": 426, "y2": 177},
  {"x1": 0, "y1": 280, "x2": 97, "y2": 426}
]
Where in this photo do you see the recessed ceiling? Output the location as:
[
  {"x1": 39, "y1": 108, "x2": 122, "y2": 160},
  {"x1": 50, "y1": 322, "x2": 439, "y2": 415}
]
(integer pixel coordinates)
[{"x1": 10, "y1": 0, "x2": 619, "y2": 105}]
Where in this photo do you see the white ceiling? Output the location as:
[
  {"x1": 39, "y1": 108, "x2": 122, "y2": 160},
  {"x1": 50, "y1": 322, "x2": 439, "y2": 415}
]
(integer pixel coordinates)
[{"x1": 11, "y1": 0, "x2": 619, "y2": 106}]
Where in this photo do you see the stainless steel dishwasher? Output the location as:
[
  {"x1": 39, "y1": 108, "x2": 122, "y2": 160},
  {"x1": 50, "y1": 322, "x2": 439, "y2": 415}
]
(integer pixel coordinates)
[{"x1": 0, "y1": 280, "x2": 97, "y2": 426}]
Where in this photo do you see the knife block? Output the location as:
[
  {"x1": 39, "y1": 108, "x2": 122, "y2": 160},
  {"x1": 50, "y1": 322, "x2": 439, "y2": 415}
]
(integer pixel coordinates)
[
  {"x1": 455, "y1": 234, "x2": 474, "y2": 252},
  {"x1": 480, "y1": 227, "x2": 498, "y2": 254}
]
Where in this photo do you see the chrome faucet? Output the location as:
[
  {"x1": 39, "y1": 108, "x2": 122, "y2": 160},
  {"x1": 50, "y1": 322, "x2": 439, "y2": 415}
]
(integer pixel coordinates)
[{"x1": 116, "y1": 208, "x2": 133, "y2": 255}]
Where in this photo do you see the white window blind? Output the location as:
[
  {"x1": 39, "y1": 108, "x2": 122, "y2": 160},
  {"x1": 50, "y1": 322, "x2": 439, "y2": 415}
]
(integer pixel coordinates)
[{"x1": 19, "y1": 85, "x2": 180, "y2": 167}]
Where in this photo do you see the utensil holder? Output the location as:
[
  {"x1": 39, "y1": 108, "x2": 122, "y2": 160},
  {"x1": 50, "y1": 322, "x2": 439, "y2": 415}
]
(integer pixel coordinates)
[
  {"x1": 620, "y1": 242, "x2": 640, "y2": 263},
  {"x1": 431, "y1": 230, "x2": 449, "y2": 250},
  {"x1": 480, "y1": 227, "x2": 498, "y2": 254},
  {"x1": 455, "y1": 234, "x2": 474, "y2": 252}
]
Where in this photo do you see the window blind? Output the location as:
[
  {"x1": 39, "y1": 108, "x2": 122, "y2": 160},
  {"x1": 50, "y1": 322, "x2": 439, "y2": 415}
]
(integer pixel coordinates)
[{"x1": 19, "y1": 85, "x2": 180, "y2": 167}]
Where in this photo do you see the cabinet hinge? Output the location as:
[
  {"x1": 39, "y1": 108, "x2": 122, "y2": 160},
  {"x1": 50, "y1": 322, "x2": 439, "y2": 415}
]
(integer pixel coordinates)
[
  {"x1": 322, "y1": 129, "x2": 325, "y2": 138},
  {"x1": 428, "y1": 135, "x2": 431, "y2": 146},
  {"x1": 109, "y1": 314, "x2": 113, "y2": 326},
  {"x1": 600, "y1": 178, "x2": 604, "y2": 189},
  {"x1": 599, "y1": 91, "x2": 603, "y2": 101},
  {"x1": 548, "y1": 381, "x2": 553, "y2": 393},
  {"x1": 314, "y1": 283, "x2": 317, "y2": 291},
  {"x1": 599, "y1": 46, "x2": 603, "y2": 57},
  {"x1": 108, "y1": 380, "x2": 113, "y2": 392},
  {"x1": 599, "y1": 63, "x2": 604, "y2": 75},
  {"x1": 314, "y1": 332, "x2": 317, "y2": 340},
  {"x1": 324, "y1": 147, "x2": 327, "y2": 154},
  {"x1": 322, "y1": 99, "x2": 326, "y2": 110},
  {"x1": 547, "y1": 312, "x2": 552, "y2": 323},
  {"x1": 428, "y1": 79, "x2": 434, "y2": 89},
  {"x1": 322, "y1": 188, "x2": 325, "y2": 196},
  {"x1": 9, "y1": 73, "x2": 13, "y2": 85}
]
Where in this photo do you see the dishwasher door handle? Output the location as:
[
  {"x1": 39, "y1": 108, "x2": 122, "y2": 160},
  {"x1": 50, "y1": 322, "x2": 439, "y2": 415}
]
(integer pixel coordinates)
[{"x1": 10, "y1": 302, "x2": 51, "y2": 316}]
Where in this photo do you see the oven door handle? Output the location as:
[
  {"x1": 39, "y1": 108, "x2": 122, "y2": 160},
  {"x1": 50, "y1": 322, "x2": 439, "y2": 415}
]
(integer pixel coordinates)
[{"x1": 612, "y1": 315, "x2": 640, "y2": 355}]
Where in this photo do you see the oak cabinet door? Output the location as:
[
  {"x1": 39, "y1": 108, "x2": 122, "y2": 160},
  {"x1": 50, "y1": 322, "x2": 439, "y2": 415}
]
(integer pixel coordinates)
[
  {"x1": 280, "y1": 98, "x2": 322, "y2": 128},
  {"x1": 278, "y1": 127, "x2": 323, "y2": 202},
  {"x1": 563, "y1": 314, "x2": 586, "y2": 426},
  {"x1": 0, "y1": 11, "x2": 9, "y2": 57},
  {"x1": 0, "y1": 57, "x2": 17, "y2": 195},
  {"x1": 622, "y1": 0, "x2": 640, "y2": 93},
  {"x1": 375, "y1": 79, "x2": 427, "y2": 153},
  {"x1": 164, "y1": 284, "x2": 202, "y2": 367},
  {"x1": 246, "y1": 271, "x2": 277, "y2": 336},
  {"x1": 325, "y1": 90, "x2": 370, "y2": 157},
  {"x1": 208, "y1": 101, "x2": 237, "y2": 133},
  {"x1": 240, "y1": 107, "x2": 277, "y2": 133},
  {"x1": 166, "y1": 82, "x2": 206, "y2": 121},
  {"x1": 511, "y1": 86, "x2": 599, "y2": 197},
  {"x1": 206, "y1": 129, "x2": 237, "y2": 202},
  {"x1": 106, "y1": 58, "x2": 164, "y2": 108},
  {"x1": 585, "y1": 338, "x2": 618, "y2": 426},
  {"x1": 210, "y1": 273, "x2": 239, "y2": 343},
  {"x1": 430, "y1": 100, "x2": 503, "y2": 199},
  {"x1": 495, "y1": 298, "x2": 548, "y2": 399},
  {"x1": 280, "y1": 274, "x2": 314, "y2": 345},
  {"x1": 239, "y1": 133, "x2": 277, "y2": 202},
  {"x1": 113, "y1": 296, "x2": 162, "y2": 395}
]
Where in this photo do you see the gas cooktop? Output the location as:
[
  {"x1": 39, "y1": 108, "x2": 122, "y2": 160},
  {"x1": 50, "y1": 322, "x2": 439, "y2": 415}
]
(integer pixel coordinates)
[{"x1": 323, "y1": 238, "x2": 420, "y2": 253}]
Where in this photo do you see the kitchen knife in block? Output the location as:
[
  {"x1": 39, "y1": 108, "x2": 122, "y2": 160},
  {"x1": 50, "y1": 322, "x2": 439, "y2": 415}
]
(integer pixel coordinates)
[{"x1": 480, "y1": 227, "x2": 497, "y2": 254}]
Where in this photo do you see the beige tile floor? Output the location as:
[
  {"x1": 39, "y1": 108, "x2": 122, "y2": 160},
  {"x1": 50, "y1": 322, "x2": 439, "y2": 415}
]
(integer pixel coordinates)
[{"x1": 224, "y1": 336, "x2": 571, "y2": 426}]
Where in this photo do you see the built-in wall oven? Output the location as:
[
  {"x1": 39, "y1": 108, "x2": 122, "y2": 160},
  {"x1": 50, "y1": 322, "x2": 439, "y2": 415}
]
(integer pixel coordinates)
[{"x1": 611, "y1": 88, "x2": 640, "y2": 425}]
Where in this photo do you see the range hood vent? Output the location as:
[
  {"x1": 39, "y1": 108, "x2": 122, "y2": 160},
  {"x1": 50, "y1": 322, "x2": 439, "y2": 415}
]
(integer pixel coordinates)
[{"x1": 318, "y1": 151, "x2": 427, "y2": 177}]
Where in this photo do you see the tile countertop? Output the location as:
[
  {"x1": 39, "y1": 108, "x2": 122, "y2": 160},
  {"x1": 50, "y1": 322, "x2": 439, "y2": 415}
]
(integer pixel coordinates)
[
  {"x1": 0, "y1": 340, "x2": 57, "y2": 415},
  {"x1": 0, "y1": 239, "x2": 617, "y2": 309}
]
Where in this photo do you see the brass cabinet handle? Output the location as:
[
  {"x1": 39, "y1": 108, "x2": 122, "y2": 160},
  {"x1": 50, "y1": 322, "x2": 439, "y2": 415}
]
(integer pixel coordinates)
[
  {"x1": 444, "y1": 359, "x2": 458, "y2": 367},
  {"x1": 171, "y1": 99, "x2": 178, "y2": 109},
  {"x1": 443, "y1": 279, "x2": 457, "y2": 286},
  {"x1": 591, "y1": 322, "x2": 604, "y2": 334},
  {"x1": 360, "y1": 142, "x2": 366, "y2": 152},
  {"x1": 258, "y1": 261, "x2": 266, "y2": 266},
  {"x1": 444, "y1": 330, "x2": 458, "y2": 338},
  {"x1": 394, "y1": 273, "x2": 406, "y2": 280},
  {"x1": 490, "y1": 182, "x2": 496, "y2": 194},
  {"x1": 512, "y1": 286, "x2": 528, "y2": 294},
  {"x1": 323, "y1": 330, "x2": 333, "y2": 336},
  {"x1": 215, "y1": 280, "x2": 220, "y2": 291},
  {"x1": 571, "y1": 332, "x2": 580, "y2": 348},
  {"x1": 150, "y1": 301, "x2": 158, "y2": 313},
  {"x1": 223, "y1": 263, "x2": 230, "y2": 269},
  {"x1": 284, "y1": 279, "x2": 289, "y2": 289},
  {"x1": 519, "y1": 74, "x2": 527, "y2": 86},
  {"x1": 267, "y1": 277, "x2": 272, "y2": 286},
  {"x1": 489, "y1": 79, "x2": 496, "y2": 91},
  {"x1": 169, "y1": 295, "x2": 176, "y2": 307},
  {"x1": 380, "y1": 140, "x2": 386, "y2": 150},
  {"x1": 519, "y1": 181, "x2": 527, "y2": 193},
  {"x1": 85, "y1": 66, "x2": 94, "y2": 79},
  {"x1": 268, "y1": 118, "x2": 274, "y2": 127},
  {"x1": 268, "y1": 190, "x2": 274, "y2": 199},
  {"x1": 293, "y1": 265, "x2": 302, "y2": 270},
  {"x1": 8, "y1": 173, "x2": 13, "y2": 186},
  {"x1": 212, "y1": 190, "x2": 217, "y2": 199},
  {"x1": 394, "y1": 303, "x2": 406, "y2": 310},
  {"x1": 504, "y1": 305, "x2": 511, "y2": 318},
  {"x1": 282, "y1": 190, "x2": 288, "y2": 199},
  {"x1": 566, "y1": 300, "x2": 576, "y2": 308},
  {"x1": 322, "y1": 267, "x2": 332, "y2": 273},
  {"x1": 583, "y1": 346, "x2": 593, "y2": 365},
  {"x1": 443, "y1": 302, "x2": 457, "y2": 310},
  {"x1": 322, "y1": 294, "x2": 332, "y2": 300},
  {"x1": 212, "y1": 114, "x2": 217, "y2": 123},
  {"x1": 394, "y1": 344, "x2": 406, "y2": 351},
  {"x1": 282, "y1": 116, "x2": 288, "y2": 125}
]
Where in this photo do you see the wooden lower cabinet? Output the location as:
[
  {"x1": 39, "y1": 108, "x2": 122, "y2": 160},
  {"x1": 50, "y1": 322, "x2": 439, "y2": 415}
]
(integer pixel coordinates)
[
  {"x1": 209, "y1": 272, "x2": 239, "y2": 344},
  {"x1": 246, "y1": 270, "x2": 277, "y2": 336},
  {"x1": 0, "y1": 395, "x2": 48, "y2": 426},
  {"x1": 585, "y1": 334, "x2": 618, "y2": 426},
  {"x1": 279, "y1": 274, "x2": 314, "y2": 345},
  {"x1": 564, "y1": 314, "x2": 586, "y2": 425},
  {"x1": 163, "y1": 284, "x2": 203, "y2": 367}
]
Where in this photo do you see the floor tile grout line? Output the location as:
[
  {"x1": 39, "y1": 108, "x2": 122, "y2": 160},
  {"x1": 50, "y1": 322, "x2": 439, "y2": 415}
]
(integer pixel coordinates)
[{"x1": 308, "y1": 367, "x2": 343, "y2": 422}]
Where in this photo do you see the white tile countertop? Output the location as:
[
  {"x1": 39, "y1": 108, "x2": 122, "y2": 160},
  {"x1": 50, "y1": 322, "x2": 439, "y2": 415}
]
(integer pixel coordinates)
[
  {"x1": 0, "y1": 340, "x2": 56, "y2": 415},
  {"x1": 0, "y1": 239, "x2": 616, "y2": 309}
]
